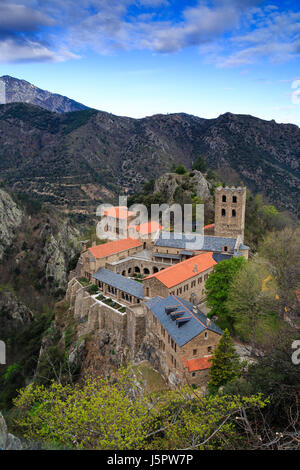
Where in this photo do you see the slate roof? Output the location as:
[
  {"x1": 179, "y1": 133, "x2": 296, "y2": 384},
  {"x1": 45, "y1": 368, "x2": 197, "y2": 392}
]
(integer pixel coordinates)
[
  {"x1": 153, "y1": 252, "x2": 181, "y2": 260},
  {"x1": 93, "y1": 268, "x2": 143, "y2": 299},
  {"x1": 155, "y1": 232, "x2": 239, "y2": 253},
  {"x1": 212, "y1": 253, "x2": 232, "y2": 263},
  {"x1": 146, "y1": 295, "x2": 223, "y2": 347}
]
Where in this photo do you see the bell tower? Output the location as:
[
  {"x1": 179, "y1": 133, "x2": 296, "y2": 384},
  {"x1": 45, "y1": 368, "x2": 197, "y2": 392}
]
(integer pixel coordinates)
[{"x1": 214, "y1": 186, "x2": 246, "y2": 241}]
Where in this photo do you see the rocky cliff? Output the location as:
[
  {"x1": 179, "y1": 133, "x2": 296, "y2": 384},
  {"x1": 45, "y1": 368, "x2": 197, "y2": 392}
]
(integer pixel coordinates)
[{"x1": 0, "y1": 189, "x2": 22, "y2": 260}]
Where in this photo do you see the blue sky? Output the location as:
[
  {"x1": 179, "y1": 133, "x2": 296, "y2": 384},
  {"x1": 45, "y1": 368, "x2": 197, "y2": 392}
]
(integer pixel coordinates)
[{"x1": 0, "y1": 0, "x2": 300, "y2": 125}]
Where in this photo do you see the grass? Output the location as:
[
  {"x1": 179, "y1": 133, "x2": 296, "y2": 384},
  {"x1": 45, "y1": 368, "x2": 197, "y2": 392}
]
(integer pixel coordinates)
[{"x1": 132, "y1": 361, "x2": 168, "y2": 393}]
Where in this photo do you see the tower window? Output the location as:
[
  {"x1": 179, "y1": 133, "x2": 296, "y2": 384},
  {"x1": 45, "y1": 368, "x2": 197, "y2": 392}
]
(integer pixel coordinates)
[
  {"x1": 233, "y1": 196, "x2": 237, "y2": 203},
  {"x1": 221, "y1": 208, "x2": 226, "y2": 217},
  {"x1": 232, "y1": 209, "x2": 236, "y2": 217},
  {"x1": 223, "y1": 246, "x2": 228, "y2": 252},
  {"x1": 222, "y1": 195, "x2": 227, "y2": 202}
]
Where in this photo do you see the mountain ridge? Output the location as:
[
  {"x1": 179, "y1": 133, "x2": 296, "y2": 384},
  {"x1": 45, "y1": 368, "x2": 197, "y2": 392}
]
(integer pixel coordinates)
[
  {"x1": 0, "y1": 75, "x2": 88, "y2": 113},
  {"x1": 0, "y1": 82, "x2": 298, "y2": 217}
]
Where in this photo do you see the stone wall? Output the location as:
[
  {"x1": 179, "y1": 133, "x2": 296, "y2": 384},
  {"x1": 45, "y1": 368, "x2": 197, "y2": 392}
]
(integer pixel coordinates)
[
  {"x1": 214, "y1": 186, "x2": 246, "y2": 241},
  {"x1": 107, "y1": 257, "x2": 169, "y2": 277}
]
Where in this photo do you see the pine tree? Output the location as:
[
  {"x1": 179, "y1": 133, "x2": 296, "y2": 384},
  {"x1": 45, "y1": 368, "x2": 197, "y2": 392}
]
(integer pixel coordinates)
[{"x1": 209, "y1": 329, "x2": 241, "y2": 392}]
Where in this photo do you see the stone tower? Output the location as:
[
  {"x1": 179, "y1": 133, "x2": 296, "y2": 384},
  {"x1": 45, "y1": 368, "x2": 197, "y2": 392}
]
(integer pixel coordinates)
[{"x1": 214, "y1": 186, "x2": 246, "y2": 241}]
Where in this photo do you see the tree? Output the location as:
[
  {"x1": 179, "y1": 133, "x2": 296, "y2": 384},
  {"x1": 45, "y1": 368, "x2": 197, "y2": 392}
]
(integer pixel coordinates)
[
  {"x1": 209, "y1": 329, "x2": 241, "y2": 392},
  {"x1": 205, "y1": 256, "x2": 246, "y2": 331},
  {"x1": 175, "y1": 165, "x2": 186, "y2": 175},
  {"x1": 13, "y1": 366, "x2": 267, "y2": 450},
  {"x1": 258, "y1": 228, "x2": 300, "y2": 318},
  {"x1": 226, "y1": 259, "x2": 279, "y2": 346},
  {"x1": 192, "y1": 155, "x2": 207, "y2": 173},
  {"x1": 244, "y1": 192, "x2": 292, "y2": 251}
]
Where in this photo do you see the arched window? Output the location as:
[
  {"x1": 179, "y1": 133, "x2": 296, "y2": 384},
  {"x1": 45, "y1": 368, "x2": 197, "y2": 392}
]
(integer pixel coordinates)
[
  {"x1": 221, "y1": 208, "x2": 226, "y2": 217},
  {"x1": 153, "y1": 267, "x2": 159, "y2": 273},
  {"x1": 143, "y1": 268, "x2": 150, "y2": 275},
  {"x1": 222, "y1": 195, "x2": 226, "y2": 202},
  {"x1": 232, "y1": 196, "x2": 237, "y2": 203},
  {"x1": 232, "y1": 209, "x2": 236, "y2": 217}
]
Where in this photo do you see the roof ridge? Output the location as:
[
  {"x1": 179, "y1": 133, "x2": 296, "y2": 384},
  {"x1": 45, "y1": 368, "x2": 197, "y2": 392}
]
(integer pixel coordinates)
[
  {"x1": 145, "y1": 251, "x2": 215, "y2": 281},
  {"x1": 173, "y1": 295, "x2": 208, "y2": 330}
]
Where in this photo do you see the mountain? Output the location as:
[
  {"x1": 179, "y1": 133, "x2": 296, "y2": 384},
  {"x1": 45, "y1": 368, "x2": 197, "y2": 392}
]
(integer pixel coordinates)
[
  {"x1": 0, "y1": 76, "x2": 88, "y2": 113},
  {"x1": 0, "y1": 102, "x2": 299, "y2": 217}
]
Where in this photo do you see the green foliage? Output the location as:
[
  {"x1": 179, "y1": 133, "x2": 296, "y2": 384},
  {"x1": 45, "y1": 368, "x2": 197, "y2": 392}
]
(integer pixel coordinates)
[
  {"x1": 13, "y1": 367, "x2": 267, "y2": 450},
  {"x1": 245, "y1": 192, "x2": 292, "y2": 251},
  {"x1": 205, "y1": 257, "x2": 246, "y2": 331},
  {"x1": 258, "y1": 227, "x2": 300, "y2": 314},
  {"x1": 67, "y1": 253, "x2": 80, "y2": 274},
  {"x1": 209, "y1": 329, "x2": 242, "y2": 393},
  {"x1": 226, "y1": 259, "x2": 279, "y2": 345},
  {"x1": 0, "y1": 310, "x2": 54, "y2": 409},
  {"x1": 4, "y1": 363, "x2": 20, "y2": 381},
  {"x1": 192, "y1": 155, "x2": 207, "y2": 172},
  {"x1": 87, "y1": 284, "x2": 99, "y2": 295},
  {"x1": 174, "y1": 165, "x2": 186, "y2": 175}
]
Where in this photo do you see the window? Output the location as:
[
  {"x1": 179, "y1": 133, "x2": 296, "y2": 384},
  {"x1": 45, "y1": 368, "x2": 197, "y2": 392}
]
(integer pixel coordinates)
[
  {"x1": 192, "y1": 372, "x2": 196, "y2": 377},
  {"x1": 222, "y1": 208, "x2": 226, "y2": 217},
  {"x1": 233, "y1": 196, "x2": 237, "y2": 203},
  {"x1": 222, "y1": 195, "x2": 227, "y2": 202},
  {"x1": 204, "y1": 331, "x2": 208, "y2": 340},
  {"x1": 193, "y1": 349, "x2": 197, "y2": 356},
  {"x1": 223, "y1": 246, "x2": 228, "y2": 252},
  {"x1": 232, "y1": 209, "x2": 236, "y2": 217},
  {"x1": 208, "y1": 346, "x2": 212, "y2": 353}
]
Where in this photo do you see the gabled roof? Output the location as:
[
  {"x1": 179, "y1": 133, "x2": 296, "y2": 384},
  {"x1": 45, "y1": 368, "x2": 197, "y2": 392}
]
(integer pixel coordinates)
[
  {"x1": 128, "y1": 221, "x2": 162, "y2": 235},
  {"x1": 104, "y1": 206, "x2": 135, "y2": 219},
  {"x1": 145, "y1": 252, "x2": 216, "y2": 288},
  {"x1": 181, "y1": 356, "x2": 213, "y2": 372},
  {"x1": 88, "y1": 238, "x2": 142, "y2": 259},
  {"x1": 93, "y1": 268, "x2": 143, "y2": 299},
  {"x1": 146, "y1": 295, "x2": 222, "y2": 347},
  {"x1": 154, "y1": 232, "x2": 248, "y2": 253}
]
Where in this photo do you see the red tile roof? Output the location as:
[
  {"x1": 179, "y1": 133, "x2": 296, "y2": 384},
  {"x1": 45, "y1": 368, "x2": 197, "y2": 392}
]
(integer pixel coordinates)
[
  {"x1": 88, "y1": 238, "x2": 142, "y2": 259},
  {"x1": 128, "y1": 221, "x2": 162, "y2": 235},
  {"x1": 144, "y1": 252, "x2": 216, "y2": 288},
  {"x1": 104, "y1": 206, "x2": 135, "y2": 219},
  {"x1": 181, "y1": 355, "x2": 213, "y2": 372}
]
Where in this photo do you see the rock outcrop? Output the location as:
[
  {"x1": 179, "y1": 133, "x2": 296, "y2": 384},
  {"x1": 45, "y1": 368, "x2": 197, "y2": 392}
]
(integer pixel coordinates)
[
  {"x1": 154, "y1": 170, "x2": 211, "y2": 204},
  {"x1": 39, "y1": 219, "x2": 80, "y2": 290},
  {"x1": 0, "y1": 189, "x2": 22, "y2": 260},
  {"x1": 0, "y1": 412, "x2": 22, "y2": 450}
]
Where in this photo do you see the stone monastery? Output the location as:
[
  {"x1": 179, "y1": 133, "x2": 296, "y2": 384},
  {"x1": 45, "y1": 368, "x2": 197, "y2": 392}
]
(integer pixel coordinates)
[{"x1": 69, "y1": 186, "x2": 249, "y2": 388}]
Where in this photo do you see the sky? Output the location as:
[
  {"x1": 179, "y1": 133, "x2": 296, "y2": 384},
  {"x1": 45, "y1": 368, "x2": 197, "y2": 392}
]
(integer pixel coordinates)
[{"x1": 0, "y1": 0, "x2": 300, "y2": 125}]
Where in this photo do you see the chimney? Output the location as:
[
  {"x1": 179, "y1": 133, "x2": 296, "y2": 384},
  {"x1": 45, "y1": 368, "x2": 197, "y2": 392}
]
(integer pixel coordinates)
[
  {"x1": 193, "y1": 264, "x2": 198, "y2": 273},
  {"x1": 207, "y1": 317, "x2": 211, "y2": 326}
]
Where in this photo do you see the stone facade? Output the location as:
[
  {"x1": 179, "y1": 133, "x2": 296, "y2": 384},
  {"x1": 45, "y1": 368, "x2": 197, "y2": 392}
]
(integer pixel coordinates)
[
  {"x1": 143, "y1": 266, "x2": 213, "y2": 304},
  {"x1": 214, "y1": 186, "x2": 246, "y2": 241},
  {"x1": 76, "y1": 244, "x2": 144, "y2": 280},
  {"x1": 143, "y1": 305, "x2": 221, "y2": 388},
  {"x1": 107, "y1": 256, "x2": 169, "y2": 277}
]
